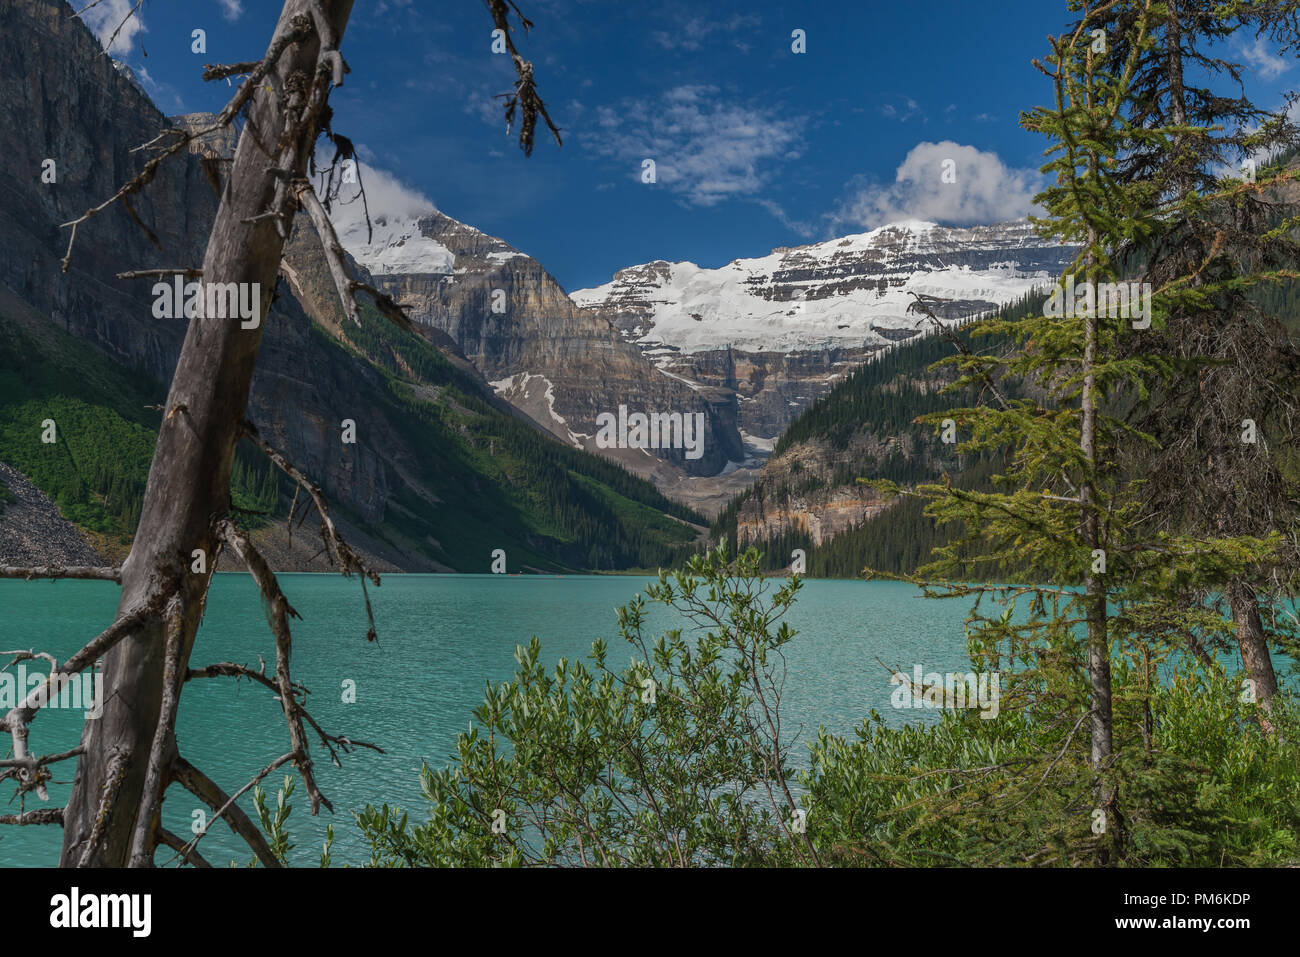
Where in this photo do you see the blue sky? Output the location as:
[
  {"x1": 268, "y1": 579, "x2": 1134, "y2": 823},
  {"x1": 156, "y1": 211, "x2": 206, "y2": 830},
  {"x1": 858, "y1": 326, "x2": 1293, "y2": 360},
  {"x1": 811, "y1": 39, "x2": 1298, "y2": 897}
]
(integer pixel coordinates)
[{"x1": 82, "y1": 0, "x2": 1296, "y2": 292}]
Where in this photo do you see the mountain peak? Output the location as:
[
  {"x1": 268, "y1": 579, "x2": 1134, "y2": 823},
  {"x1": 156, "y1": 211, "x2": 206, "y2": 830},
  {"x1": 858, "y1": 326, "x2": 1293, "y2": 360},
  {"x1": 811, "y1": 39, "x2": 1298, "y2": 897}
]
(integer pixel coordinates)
[{"x1": 571, "y1": 218, "x2": 1069, "y2": 355}]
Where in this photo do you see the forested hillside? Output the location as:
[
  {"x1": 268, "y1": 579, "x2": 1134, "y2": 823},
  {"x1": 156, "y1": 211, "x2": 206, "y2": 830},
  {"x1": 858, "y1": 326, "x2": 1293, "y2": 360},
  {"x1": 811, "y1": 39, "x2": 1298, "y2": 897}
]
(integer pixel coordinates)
[
  {"x1": 715, "y1": 247, "x2": 1300, "y2": 582},
  {"x1": 711, "y1": 294, "x2": 1041, "y2": 576},
  {"x1": 0, "y1": 286, "x2": 704, "y2": 572}
]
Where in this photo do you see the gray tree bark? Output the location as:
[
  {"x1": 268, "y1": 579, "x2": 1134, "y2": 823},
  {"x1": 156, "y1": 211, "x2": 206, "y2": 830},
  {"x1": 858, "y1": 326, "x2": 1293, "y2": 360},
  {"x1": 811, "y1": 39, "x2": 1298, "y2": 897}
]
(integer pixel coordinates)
[
  {"x1": 58, "y1": 0, "x2": 355, "y2": 867},
  {"x1": 1228, "y1": 580, "x2": 1280, "y2": 732}
]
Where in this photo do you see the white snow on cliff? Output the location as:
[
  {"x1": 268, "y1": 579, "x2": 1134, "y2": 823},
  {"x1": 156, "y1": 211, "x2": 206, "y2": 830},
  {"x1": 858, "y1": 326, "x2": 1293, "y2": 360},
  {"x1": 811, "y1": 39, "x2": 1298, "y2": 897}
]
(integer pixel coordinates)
[
  {"x1": 325, "y1": 160, "x2": 456, "y2": 276},
  {"x1": 571, "y1": 220, "x2": 1067, "y2": 354},
  {"x1": 336, "y1": 212, "x2": 455, "y2": 276}
]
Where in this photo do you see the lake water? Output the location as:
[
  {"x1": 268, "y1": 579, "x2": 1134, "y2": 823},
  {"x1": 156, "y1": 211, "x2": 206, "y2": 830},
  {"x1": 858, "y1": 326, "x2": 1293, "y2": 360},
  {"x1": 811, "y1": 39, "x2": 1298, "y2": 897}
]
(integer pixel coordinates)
[{"x1": 0, "y1": 573, "x2": 987, "y2": 866}]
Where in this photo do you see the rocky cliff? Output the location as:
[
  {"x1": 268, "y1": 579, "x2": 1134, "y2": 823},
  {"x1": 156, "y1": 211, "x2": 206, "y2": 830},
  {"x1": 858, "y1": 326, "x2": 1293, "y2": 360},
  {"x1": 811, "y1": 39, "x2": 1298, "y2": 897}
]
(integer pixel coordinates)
[
  {"x1": 573, "y1": 220, "x2": 1074, "y2": 447},
  {"x1": 344, "y1": 210, "x2": 744, "y2": 476},
  {"x1": 0, "y1": 0, "x2": 703, "y2": 572}
]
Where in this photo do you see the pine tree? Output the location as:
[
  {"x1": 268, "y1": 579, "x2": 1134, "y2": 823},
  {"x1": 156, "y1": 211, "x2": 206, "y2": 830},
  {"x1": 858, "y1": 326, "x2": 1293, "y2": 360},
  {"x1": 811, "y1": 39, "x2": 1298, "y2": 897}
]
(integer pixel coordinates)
[
  {"x1": 874, "y1": 1, "x2": 1282, "y2": 863},
  {"x1": 1086, "y1": 0, "x2": 1300, "y2": 732}
]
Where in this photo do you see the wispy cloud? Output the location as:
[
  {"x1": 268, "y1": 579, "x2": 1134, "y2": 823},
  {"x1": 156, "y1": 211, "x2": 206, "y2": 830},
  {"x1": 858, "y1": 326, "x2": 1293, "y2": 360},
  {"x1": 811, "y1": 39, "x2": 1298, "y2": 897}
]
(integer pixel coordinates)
[
  {"x1": 77, "y1": 0, "x2": 147, "y2": 56},
  {"x1": 216, "y1": 0, "x2": 243, "y2": 22},
  {"x1": 829, "y1": 140, "x2": 1043, "y2": 231},
  {"x1": 879, "y1": 96, "x2": 924, "y2": 123},
  {"x1": 581, "y1": 85, "x2": 805, "y2": 207},
  {"x1": 1241, "y1": 37, "x2": 1290, "y2": 81},
  {"x1": 650, "y1": 13, "x2": 761, "y2": 52},
  {"x1": 756, "y1": 198, "x2": 816, "y2": 238},
  {"x1": 133, "y1": 65, "x2": 185, "y2": 113}
]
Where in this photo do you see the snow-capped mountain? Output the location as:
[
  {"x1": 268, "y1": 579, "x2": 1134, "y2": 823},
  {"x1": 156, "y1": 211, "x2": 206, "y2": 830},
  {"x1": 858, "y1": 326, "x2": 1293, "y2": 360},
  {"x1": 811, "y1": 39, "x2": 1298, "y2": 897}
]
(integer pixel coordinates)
[
  {"x1": 331, "y1": 206, "x2": 1072, "y2": 511},
  {"x1": 571, "y1": 220, "x2": 1069, "y2": 356},
  {"x1": 567, "y1": 220, "x2": 1073, "y2": 468},
  {"x1": 334, "y1": 208, "x2": 745, "y2": 480}
]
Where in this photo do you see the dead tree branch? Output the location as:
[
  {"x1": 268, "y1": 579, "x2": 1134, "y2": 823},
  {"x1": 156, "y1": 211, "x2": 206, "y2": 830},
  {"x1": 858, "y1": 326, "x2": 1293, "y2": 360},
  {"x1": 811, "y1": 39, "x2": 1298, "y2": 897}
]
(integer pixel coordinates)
[
  {"x1": 307, "y1": 0, "x2": 349, "y2": 87},
  {"x1": 170, "y1": 753, "x2": 288, "y2": 867},
  {"x1": 116, "y1": 268, "x2": 203, "y2": 280},
  {"x1": 0, "y1": 565, "x2": 122, "y2": 583},
  {"x1": 0, "y1": 602, "x2": 161, "y2": 798},
  {"x1": 0, "y1": 746, "x2": 82, "y2": 770},
  {"x1": 0, "y1": 808, "x2": 63, "y2": 826},
  {"x1": 202, "y1": 61, "x2": 263, "y2": 82},
  {"x1": 484, "y1": 0, "x2": 563, "y2": 155},
  {"x1": 186, "y1": 661, "x2": 383, "y2": 769},
  {"x1": 293, "y1": 178, "x2": 417, "y2": 334},
  {"x1": 128, "y1": 595, "x2": 186, "y2": 866},
  {"x1": 157, "y1": 827, "x2": 213, "y2": 867},
  {"x1": 240, "y1": 420, "x2": 381, "y2": 641},
  {"x1": 187, "y1": 660, "x2": 305, "y2": 696},
  {"x1": 214, "y1": 518, "x2": 331, "y2": 814}
]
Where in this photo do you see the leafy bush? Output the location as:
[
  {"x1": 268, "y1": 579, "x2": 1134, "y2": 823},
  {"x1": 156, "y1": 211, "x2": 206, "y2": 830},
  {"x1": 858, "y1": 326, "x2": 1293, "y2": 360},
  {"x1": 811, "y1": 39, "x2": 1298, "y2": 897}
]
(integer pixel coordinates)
[
  {"x1": 350, "y1": 558, "x2": 1300, "y2": 868},
  {"x1": 357, "y1": 545, "x2": 818, "y2": 866}
]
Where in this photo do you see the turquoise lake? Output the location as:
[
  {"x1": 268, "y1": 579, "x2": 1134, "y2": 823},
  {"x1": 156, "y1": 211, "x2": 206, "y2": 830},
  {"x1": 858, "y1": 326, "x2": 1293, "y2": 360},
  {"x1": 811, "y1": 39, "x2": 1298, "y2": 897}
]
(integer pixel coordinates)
[{"x1": 0, "y1": 573, "x2": 1058, "y2": 866}]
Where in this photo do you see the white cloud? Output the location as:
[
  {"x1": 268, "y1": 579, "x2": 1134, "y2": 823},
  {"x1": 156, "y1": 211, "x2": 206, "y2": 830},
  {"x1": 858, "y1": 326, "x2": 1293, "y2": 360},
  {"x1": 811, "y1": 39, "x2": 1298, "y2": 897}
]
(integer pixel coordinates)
[
  {"x1": 829, "y1": 141, "x2": 1043, "y2": 231},
  {"x1": 217, "y1": 0, "x2": 243, "y2": 22},
  {"x1": 319, "y1": 153, "x2": 438, "y2": 230},
  {"x1": 77, "y1": 0, "x2": 147, "y2": 56},
  {"x1": 1241, "y1": 37, "x2": 1289, "y2": 81},
  {"x1": 581, "y1": 85, "x2": 805, "y2": 207},
  {"x1": 317, "y1": 153, "x2": 449, "y2": 275},
  {"x1": 756, "y1": 198, "x2": 816, "y2": 238}
]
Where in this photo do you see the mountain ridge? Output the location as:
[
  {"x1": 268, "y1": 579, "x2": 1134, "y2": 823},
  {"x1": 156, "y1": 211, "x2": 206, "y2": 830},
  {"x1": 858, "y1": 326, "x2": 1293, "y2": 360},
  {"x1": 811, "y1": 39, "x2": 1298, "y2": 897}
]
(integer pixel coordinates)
[{"x1": 0, "y1": 0, "x2": 706, "y2": 573}]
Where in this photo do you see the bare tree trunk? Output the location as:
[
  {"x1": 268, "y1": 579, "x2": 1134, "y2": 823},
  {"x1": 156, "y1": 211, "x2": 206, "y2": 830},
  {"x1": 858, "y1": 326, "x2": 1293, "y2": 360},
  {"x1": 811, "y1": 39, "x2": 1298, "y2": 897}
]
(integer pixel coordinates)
[
  {"x1": 1080, "y1": 238, "x2": 1112, "y2": 768},
  {"x1": 1228, "y1": 580, "x2": 1280, "y2": 733},
  {"x1": 1081, "y1": 232, "x2": 1118, "y2": 860},
  {"x1": 58, "y1": 0, "x2": 355, "y2": 867}
]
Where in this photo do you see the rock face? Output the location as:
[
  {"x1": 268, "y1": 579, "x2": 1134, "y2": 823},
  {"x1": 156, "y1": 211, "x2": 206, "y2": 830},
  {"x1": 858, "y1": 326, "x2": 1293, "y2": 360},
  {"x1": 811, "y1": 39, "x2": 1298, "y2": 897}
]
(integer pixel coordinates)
[
  {"x1": 669, "y1": 346, "x2": 878, "y2": 439},
  {"x1": 0, "y1": 0, "x2": 705, "y2": 573},
  {"x1": 0, "y1": 0, "x2": 209, "y2": 382},
  {"x1": 0, "y1": 0, "x2": 398, "y2": 535},
  {"x1": 731, "y1": 434, "x2": 923, "y2": 547},
  {"x1": 736, "y1": 482, "x2": 893, "y2": 548},
  {"x1": 572, "y1": 220, "x2": 1075, "y2": 444},
  {"x1": 346, "y1": 211, "x2": 744, "y2": 476},
  {"x1": 0, "y1": 463, "x2": 105, "y2": 566},
  {"x1": 341, "y1": 214, "x2": 1071, "y2": 496}
]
